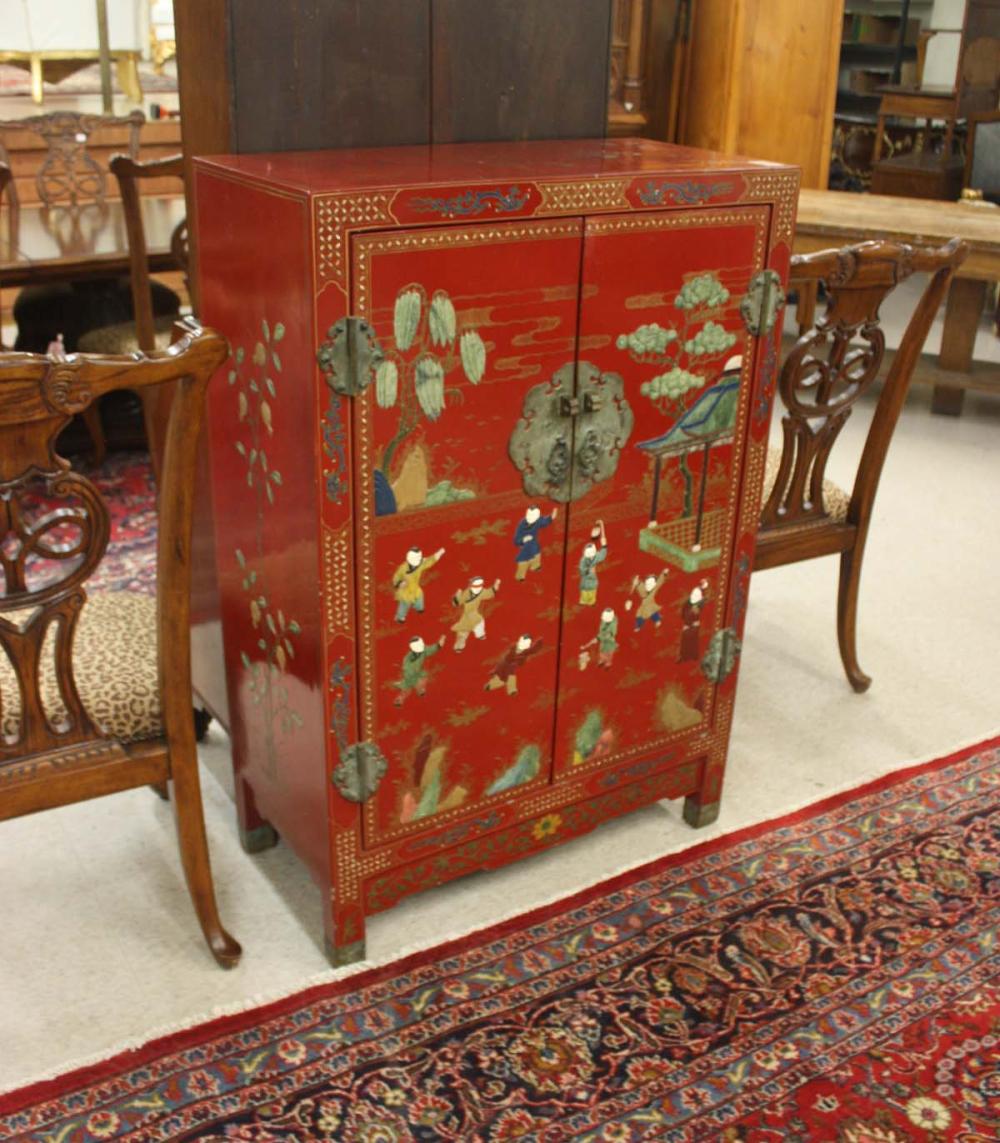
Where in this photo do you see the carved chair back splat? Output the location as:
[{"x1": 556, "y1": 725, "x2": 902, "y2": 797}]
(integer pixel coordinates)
[
  {"x1": 0, "y1": 320, "x2": 240, "y2": 967},
  {"x1": 0, "y1": 110, "x2": 143, "y2": 209},
  {"x1": 755, "y1": 238, "x2": 967, "y2": 692}
]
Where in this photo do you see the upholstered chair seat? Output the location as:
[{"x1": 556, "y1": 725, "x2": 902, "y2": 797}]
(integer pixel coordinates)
[
  {"x1": 78, "y1": 314, "x2": 178, "y2": 356},
  {"x1": 0, "y1": 593, "x2": 160, "y2": 744},
  {"x1": 762, "y1": 447, "x2": 850, "y2": 525}
]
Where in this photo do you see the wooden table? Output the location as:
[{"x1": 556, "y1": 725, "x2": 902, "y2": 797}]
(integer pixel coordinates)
[
  {"x1": 0, "y1": 194, "x2": 186, "y2": 288},
  {"x1": 795, "y1": 188, "x2": 1000, "y2": 415}
]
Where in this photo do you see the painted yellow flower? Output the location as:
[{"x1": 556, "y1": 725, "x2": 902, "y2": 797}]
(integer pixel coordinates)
[
  {"x1": 905, "y1": 1096, "x2": 951, "y2": 1130},
  {"x1": 532, "y1": 813, "x2": 562, "y2": 841}
]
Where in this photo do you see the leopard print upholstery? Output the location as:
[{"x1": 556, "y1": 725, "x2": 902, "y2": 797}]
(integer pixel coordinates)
[
  {"x1": 763, "y1": 447, "x2": 850, "y2": 525},
  {"x1": 77, "y1": 316, "x2": 177, "y2": 355},
  {"x1": 0, "y1": 591, "x2": 161, "y2": 743}
]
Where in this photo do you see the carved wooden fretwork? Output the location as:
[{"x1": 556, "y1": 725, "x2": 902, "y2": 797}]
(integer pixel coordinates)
[
  {"x1": 0, "y1": 467, "x2": 110, "y2": 759},
  {"x1": 0, "y1": 110, "x2": 143, "y2": 208},
  {"x1": 761, "y1": 245, "x2": 913, "y2": 531}
]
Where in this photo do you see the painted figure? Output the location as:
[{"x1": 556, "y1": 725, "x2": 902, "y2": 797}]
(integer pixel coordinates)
[
  {"x1": 514, "y1": 505, "x2": 558, "y2": 580},
  {"x1": 451, "y1": 576, "x2": 501, "y2": 651},
  {"x1": 679, "y1": 579, "x2": 710, "y2": 662},
  {"x1": 578, "y1": 520, "x2": 608, "y2": 605},
  {"x1": 627, "y1": 570, "x2": 669, "y2": 630},
  {"x1": 392, "y1": 545, "x2": 445, "y2": 622},
  {"x1": 394, "y1": 634, "x2": 445, "y2": 706},
  {"x1": 485, "y1": 634, "x2": 544, "y2": 696},
  {"x1": 582, "y1": 606, "x2": 618, "y2": 669}
]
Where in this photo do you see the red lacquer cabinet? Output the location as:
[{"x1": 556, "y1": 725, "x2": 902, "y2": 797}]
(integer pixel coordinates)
[{"x1": 194, "y1": 140, "x2": 798, "y2": 964}]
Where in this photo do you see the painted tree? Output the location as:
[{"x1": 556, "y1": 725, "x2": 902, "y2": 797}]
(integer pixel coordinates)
[
  {"x1": 376, "y1": 283, "x2": 487, "y2": 476},
  {"x1": 617, "y1": 273, "x2": 738, "y2": 515}
]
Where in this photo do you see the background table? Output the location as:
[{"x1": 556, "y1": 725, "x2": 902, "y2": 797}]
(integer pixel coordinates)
[
  {"x1": 794, "y1": 188, "x2": 1000, "y2": 416},
  {"x1": 0, "y1": 194, "x2": 186, "y2": 288}
]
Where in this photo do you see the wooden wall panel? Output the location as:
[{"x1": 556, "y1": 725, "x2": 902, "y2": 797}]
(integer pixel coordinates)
[
  {"x1": 736, "y1": 0, "x2": 841, "y2": 187},
  {"x1": 229, "y1": 0, "x2": 431, "y2": 152},
  {"x1": 676, "y1": 0, "x2": 744, "y2": 154},
  {"x1": 678, "y1": 0, "x2": 842, "y2": 189},
  {"x1": 431, "y1": 0, "x2": 612, "y2": 142}
]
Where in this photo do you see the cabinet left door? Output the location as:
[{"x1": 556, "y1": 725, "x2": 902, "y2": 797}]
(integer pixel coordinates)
[{"x1": 349, "y1": 219, "x2": 584, "y2": 849}]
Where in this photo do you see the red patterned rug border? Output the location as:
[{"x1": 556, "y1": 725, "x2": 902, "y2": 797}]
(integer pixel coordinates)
[{"x1": 3, "y1": 731, "x2": 996, "y2": 1116}]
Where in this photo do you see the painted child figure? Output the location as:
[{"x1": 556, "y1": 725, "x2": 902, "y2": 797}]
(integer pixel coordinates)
[
  {"x1": 578, "y1": 520, "x2": 608, "y2": 605},
  {"x1": 395, "y1": 634, "x2": 445, "y2": 706},
  {"x1": 514, "y1": 505, "x2": 558, "y2": 581},
  {"x1": 392, "y1": 545, "x2": 445, "y2": 622},
  {"x1": 679, "y1": 579, "x2": 710, "y2": 662},
  {"x1": 485, "y1": 634, "x2": 544, "y2": 696},
  {"x1": 582, "y1": 606, "x2": 618, "y2": 669},
  {"x1": 627, "y1": 570, "x2": 669, "y2": 630},
  {"x1": 451, "y1": 576, "x2": 501, "y2": 651}
]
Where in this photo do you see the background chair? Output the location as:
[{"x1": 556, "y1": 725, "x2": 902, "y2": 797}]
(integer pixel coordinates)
[
  {"x1": 78, "y1": 153, "x2": 188, "y2": 477},
  {"x1": 0, "y1": 112, "x2": 182, "y2": 459},
  {"x1": 0, "y1": 319, "x2": 240, "y2": 967},
  {"x1": 755, "y1": 238, "x2": 967, "y2": 692},
  {"x1": 870, "y1": 0, "x2": 1000, "y2": 200},
  {"x1": 965, "y1": 109, "x2": 1000, "y2": 203}
]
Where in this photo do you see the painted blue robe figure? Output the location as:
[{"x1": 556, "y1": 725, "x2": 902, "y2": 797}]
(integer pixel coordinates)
[{"x1": 514, "y1": 505, "x2": 558, "y2": 581}]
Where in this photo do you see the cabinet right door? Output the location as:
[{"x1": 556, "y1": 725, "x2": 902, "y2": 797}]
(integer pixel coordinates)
[{"x1": 552, "y1": 205, "x2": 771, "y2": 777}]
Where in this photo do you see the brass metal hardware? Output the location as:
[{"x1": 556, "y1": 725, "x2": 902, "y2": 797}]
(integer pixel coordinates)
[
  {"x1": 332, "y1": 741, "x2": 388, "y2": 803},
  {"x1": 509, "y1": 361, "x2": 634, "y2": 503},
  {"x1": 316, "y1": 316, "x2": 385, "y2": 397},
  {"x1": 740, "y1": 269, "x2": 785, "y2": 336},
  {"x1": 701, "y1": 627, "x2": 742, "y2": 684}
]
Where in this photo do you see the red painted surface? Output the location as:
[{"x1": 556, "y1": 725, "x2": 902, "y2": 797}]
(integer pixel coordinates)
[{"x1": 193, "y1": 139, "x2": 798, "y2": 959}]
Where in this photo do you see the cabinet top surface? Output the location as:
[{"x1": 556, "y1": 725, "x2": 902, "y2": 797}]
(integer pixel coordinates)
[{"x1": 194, "y1": 137, "x2": 796, "y2": 195}]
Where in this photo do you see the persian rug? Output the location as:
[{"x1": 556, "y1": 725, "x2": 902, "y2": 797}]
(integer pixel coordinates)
[
  {"x1": 26, "y1": 450, "x2": 158, "y2": 596},
  {"x1": 1, "y1": 738, "x2": 997, "y2": 1142}
]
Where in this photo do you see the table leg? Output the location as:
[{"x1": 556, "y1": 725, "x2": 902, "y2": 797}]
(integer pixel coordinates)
[
  {"x1": 932, "y1": 278, "x2": 986, "y2": 417},
  {"x1": 30, "y1": 55, "x2": 43, "y2": 104}
]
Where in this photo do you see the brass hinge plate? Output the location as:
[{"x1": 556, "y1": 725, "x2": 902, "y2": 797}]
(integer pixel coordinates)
[
  {"x1": 332, "y1": 741, "x2": 388, "y2": 803},
  {"x1": 316, "y1": 316, "x2": 385, "y2": 397},
  {"x1": 740, "y1": 270, "x2": 785, "y2": 337},
  {"x1": 701, "y1": 627, "x2": 742, "y2": 684}
]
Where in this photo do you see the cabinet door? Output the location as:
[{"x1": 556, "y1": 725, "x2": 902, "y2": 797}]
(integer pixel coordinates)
[
  {"x1": 350, "y1": 219, "x2": 583, "y2": 848},
  {"x1": 550, "y1": 207, "x2": 771, "y2": 776}
]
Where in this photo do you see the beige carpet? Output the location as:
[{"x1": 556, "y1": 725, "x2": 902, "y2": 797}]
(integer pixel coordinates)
[{"x1": 2, "y1": 283, "x2": 998, "y2": 1093}]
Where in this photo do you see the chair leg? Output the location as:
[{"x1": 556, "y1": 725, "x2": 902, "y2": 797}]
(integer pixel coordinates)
[
  {"x1": 81, "y1": 403, "x2": 107, "y2": 467},
  {"x1": 170, "y1": 740, "x2": 242, "y2": 968},
  {"x1": 837, "y1": 543, "x2": 872, "y2": 694}
]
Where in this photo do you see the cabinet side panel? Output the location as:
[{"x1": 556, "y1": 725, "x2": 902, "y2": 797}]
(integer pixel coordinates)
[{"x1": 196, "y1": 170, "x2": 330, "y2": 884}]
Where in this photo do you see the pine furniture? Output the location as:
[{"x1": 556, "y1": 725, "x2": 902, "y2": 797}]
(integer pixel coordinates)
[{"x1": 194, "y1": 138, "x2": 797, "y2": 964}]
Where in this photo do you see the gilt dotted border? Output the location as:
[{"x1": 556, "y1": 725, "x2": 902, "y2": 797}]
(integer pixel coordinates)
[
  {"x1": 536, "y1": 178, "x2": 632, "y2": 214},
  {"x1": 744, "y1": 170, "x2": 800, "y2": 248},
  {"x1": 322, "y1": 522, "x2": 352, "y2": 637},
  {"x1": 315, "y1": 192, "x2": 396, "y2": 292}
]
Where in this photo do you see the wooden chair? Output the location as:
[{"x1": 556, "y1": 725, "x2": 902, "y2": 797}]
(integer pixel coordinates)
[
  {"x1": 871, "y1": 0, "x2": 1000, "y2": 201},
  {"x1": 1, "y1": 114, "x2": 182, "y2": 461},
  {"x1": 755, "y1": 239, "x2": 967, "y2": 692},
  {"x1": 0, "y1": 319, "x2": 240, "y2": 967},
  {"x1": 78, "y1": 154, "x2": 187, "y2": 476},
  {"x1": 965, "y1": 109, "x2": 1000, "y2": 201},
  {"x1": 0, "y1": 110, "x2": 142, "y2": 208}
]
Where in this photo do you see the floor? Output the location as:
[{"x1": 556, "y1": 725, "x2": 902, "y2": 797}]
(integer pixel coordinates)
[{"x1": 2, "y1": 281, "x2": 999, "y2": 1094}]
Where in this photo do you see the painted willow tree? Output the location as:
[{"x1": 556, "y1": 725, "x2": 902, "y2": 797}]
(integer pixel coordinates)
[{"x1": 376, "y1": 283, "x2": 487, "y2": 478}]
